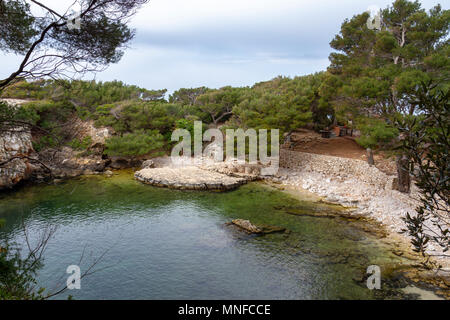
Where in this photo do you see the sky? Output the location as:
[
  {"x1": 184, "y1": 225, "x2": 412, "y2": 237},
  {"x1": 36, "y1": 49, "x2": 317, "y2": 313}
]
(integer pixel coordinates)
[{"x1": 0, "y1": 0, "x2": 446, "y2": 93}]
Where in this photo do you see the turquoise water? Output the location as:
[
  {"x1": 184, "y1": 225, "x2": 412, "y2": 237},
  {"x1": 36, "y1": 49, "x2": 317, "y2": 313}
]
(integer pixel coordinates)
[{"x1": 0, "y1": 171, "x2": 412, "y2": 299}]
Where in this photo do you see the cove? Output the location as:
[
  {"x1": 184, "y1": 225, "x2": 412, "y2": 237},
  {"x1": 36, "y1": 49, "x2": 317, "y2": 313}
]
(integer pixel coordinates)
[{"x1": 0, "y1": 170, "x2": 419, "y2": 299}]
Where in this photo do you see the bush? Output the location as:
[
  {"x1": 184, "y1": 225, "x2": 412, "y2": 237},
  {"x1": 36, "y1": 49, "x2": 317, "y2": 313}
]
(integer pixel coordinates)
[
  {"x1": 356, "y1": 118, "x2": 398, "y2": 149},
  {"x1": 0, "y1": 220, "x2": 48, "y2": 300},
  {"x1": 68, "y1": 136, "x2": 92, "y2": 151},
  {"x1": 104, "y1": 130, "x2": 165, "y2": 158},
  {"x1": 32, "y1": 136, "x2": 59, "y2": 152}
]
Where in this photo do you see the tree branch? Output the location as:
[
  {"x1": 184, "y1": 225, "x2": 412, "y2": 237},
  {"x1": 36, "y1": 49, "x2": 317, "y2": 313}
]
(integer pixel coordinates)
[{"x1": 30, "y1": 0, "x2": 64, "y2": 19}]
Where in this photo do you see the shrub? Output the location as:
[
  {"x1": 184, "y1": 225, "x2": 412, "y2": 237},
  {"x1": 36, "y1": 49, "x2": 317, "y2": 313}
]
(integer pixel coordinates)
[
  {"x1": 104, "y1": 130, "x2": 165, "y2": 158},
  {"x1": 356, "y1": 118, "x2": 398, "y2": 149},
  {"x1": 68, "y1": 136, "x2": 92, "y2": 150},
  {"x1": 32, "y1": 136, "x2": 59, "y2": 152}
]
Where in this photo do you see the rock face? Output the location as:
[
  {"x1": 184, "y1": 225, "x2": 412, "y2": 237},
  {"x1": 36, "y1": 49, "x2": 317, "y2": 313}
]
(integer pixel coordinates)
[
  {"x1": 0, "y1": 127, "x2": 35, "y2": 190},
  {"x1": 70, "y1": 117, "x2": 112, "y2": 146},
  {"x1": 134, "y1": 166, "x2": 248, "y2": 191},
  {"x1": 0, "y1": 99, "x2": 112, "y2": 189},
  {"x1": 0, "y1": 99, "x2": 36, "y2": 190},
  {"x1": 39, "y1": 147, "x2": 107, "y2": 178}
]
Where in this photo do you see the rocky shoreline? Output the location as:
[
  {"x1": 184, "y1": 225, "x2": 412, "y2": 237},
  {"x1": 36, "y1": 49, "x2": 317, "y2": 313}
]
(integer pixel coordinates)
[
  {"x1": 133, "y1": 150, "x2": 449, "y2": 297},
  {"x1": 275, "y1": 150, "x2": 450, "y2": 272},
  {"x1": 133, "y1": 151, "x2": 449, "y2": 273}
]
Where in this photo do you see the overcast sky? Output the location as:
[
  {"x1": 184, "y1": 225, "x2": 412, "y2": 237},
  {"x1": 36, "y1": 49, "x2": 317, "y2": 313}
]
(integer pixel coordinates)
[{"x1": 0, "y1": 0, "x2": 446, "y2": 92}]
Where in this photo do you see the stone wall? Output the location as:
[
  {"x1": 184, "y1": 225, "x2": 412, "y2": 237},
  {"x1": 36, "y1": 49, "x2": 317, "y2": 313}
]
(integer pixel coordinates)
[{"x1": 279, "y1": 149, "x2": 392, "y2": 190}]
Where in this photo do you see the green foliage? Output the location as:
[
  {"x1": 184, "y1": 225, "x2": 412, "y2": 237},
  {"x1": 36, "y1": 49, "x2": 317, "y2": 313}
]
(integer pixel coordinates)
[
  {"x1": 32, "y1": 136, "x2": 59, "y2": 152},
  {"x1": 327, "y1": 0, "x2": 449, "y2": 118},
  {"x1": 1, "y1": 1, "x2": 447, "y2": 157},
  {"x1": 0, "y1": 1, "x2": 148, "y2": 89},
  {"x1": 22, "y1": 100, "x2": 73, "y2": 128},
  {"x1": 68, "y1": 136, "x2": 93, "y2": 151},
  {"x1": 0, "y1": 80, "x2": 175, "y2": 153},
  {"x1": 396, "y1": 81, "x2": 449, "y2": 257},
  {"x1": 10, "y1": 100, "x2": 74, "y2": 151},
  {"x1": 1, "y1": 79, "x2": 163, "y2": 112},
  {"x1": 0, "y1": 0, "x2": 37, "y2": 54},
  {"x1": 93, "y1": 101, "x2": 186, "y2": 136},
  {"x1": 0, "y1": 99, "x2": 39, "y2": 124},
  {"x1": 0, "y1": 242, "x2": 45, "y2": 300},
  {"x1": 0, "y1": 221, "x2": 47, "y2": 300},
  {"x1": 169, "y1": 87, "x2": 208, "y2": 105},
  {"x1": 62, "y1": 80, "x2": 166, "y2": 111},
  {"x1": 230, "y1": 75, "x2": 316, "y2": 135},
  {"x1": 104, "y1": 130, "x2": 165, "y2": 158},
  {"x1": 355, "y1": 118, "x2": 398, "y2": 149},
  {"x1": 175, "y1": 118, "x2": 196, "y2": 137},
  {"x1": 95, "y1": 104, "x2": 115, "y2": 116},
  {"x1": 196, "y1": 86, "x2": 245, "y2": 125}
]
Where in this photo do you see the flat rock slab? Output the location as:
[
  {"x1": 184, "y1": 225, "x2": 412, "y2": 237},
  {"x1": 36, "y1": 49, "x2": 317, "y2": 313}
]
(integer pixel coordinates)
[{"x1": 134, "y1": 166, "x2": 248, "y2": 191}]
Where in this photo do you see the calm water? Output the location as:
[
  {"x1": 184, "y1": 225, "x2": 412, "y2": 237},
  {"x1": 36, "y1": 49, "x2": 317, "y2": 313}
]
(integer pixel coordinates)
[{"x1": 0, "y1": 171, "x2": 413, "y2": 299}]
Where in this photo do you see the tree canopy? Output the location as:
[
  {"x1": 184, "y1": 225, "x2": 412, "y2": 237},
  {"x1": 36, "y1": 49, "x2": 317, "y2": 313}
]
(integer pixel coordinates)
[
  {"x1": 0, "y1": 0, "x2": 149, "y2": 90},
  {"x1": 327, "y1": 0, "x2": 449, "y2": 118}
]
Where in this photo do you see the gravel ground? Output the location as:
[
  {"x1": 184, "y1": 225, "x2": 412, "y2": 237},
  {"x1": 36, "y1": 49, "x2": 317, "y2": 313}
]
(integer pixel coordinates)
[{"x1": 275, "y1": 151, "x2": 449, "y2": 269}]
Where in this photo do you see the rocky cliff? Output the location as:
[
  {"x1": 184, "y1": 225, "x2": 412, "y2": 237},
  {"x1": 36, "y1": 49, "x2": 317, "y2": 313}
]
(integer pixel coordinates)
[
  {"x1": 0, "y1": 99, "x2": 37, "y2": 190},
  {"x1": 0, "y1": 100, "x2": 113, "y2": 190},
  {"x1": 0, "y1": 125, "x2": 36, "y2": 190}
]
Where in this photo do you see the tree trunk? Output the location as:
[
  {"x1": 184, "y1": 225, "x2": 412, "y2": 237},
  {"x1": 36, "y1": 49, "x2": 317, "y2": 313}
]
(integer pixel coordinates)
[
  {"x1": 396, "y1": 155, "x2": 410, "y2": 193},
  {"x1": 366, "y1": 148, "x2": 374, "y2": 166}
]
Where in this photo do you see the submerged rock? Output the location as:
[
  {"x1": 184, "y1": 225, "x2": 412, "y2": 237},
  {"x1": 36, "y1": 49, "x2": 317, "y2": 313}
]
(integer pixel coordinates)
[
  {"x1": 258, "y1": 224, "x2": 287, "y2": 234},
  {"x1": 230, "y1": 219, "x2": 286, "y2": 235},
  {"x1": 231, "y1": 219, "x2": 263, "y2": 234}
]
